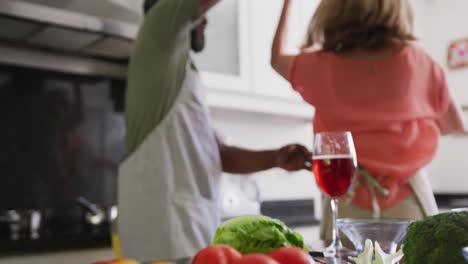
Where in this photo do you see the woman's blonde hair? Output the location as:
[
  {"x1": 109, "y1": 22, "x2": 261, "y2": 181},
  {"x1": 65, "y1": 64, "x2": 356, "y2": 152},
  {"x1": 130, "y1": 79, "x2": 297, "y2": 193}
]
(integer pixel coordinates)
[{"x1": 304, "y1": 0, "x2": 416, "y2": 52}]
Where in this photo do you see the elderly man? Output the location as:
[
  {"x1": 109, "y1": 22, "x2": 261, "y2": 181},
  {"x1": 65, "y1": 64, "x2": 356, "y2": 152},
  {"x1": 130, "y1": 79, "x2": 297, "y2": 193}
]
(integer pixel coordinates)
[{"x1": 115, "y1": 0, "x2": 311, "y2": 262}]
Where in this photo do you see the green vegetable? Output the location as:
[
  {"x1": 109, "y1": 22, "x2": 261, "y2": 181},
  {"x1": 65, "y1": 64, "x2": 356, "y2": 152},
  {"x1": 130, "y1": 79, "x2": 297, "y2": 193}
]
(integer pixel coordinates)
[
  {"x1": 402, "y1": 211, "x2": 468, "y2": 264},
  {"x1": 211, "y1": 215, "x2": 307, "y2": 254}
]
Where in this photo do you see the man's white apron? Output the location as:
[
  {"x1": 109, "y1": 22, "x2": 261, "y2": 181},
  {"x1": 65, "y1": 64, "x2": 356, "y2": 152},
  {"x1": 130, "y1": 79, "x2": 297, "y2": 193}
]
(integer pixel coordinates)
[{"x1": 118, "y1": 62, "x2": 222, "y2": 262}]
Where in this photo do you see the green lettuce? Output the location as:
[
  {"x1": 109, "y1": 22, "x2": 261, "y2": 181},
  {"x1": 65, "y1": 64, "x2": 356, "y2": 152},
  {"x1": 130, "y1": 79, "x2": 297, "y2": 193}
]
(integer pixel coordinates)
[{"x1": 212, "y1": 215, "x2": 308, "y2": 254}]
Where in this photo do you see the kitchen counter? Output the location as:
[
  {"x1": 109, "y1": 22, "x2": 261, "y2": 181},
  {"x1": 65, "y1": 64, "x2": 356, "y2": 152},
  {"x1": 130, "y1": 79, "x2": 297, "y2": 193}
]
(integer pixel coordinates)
[
  {"x1": 0, "y1": 227, "x2": 111, "y2": 257},
  {"x1": 434, "y1": 193, "x2": 468, "y2": 211},
  {"x1": 0, "y1": 226, "x2": 321, "y2": 264},
  {"x1": 261, "y1": 199, "x2": 320, "y2": 227},
  {"x1": 294, "y1": 225, "x2": 321, "y2": 250},
  {"x1": 0, "y1": 248, "x2": 115, "y2": 264},
  {"x1": 0, "y1": 220, "x2": 322, "y2": 263}
]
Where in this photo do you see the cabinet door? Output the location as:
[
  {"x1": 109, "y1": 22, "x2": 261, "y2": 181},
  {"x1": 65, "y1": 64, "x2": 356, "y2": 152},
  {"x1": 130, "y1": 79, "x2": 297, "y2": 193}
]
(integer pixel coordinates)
[
  {"x1": 107, "y1": 0, "x2": 144, "y2": 15},
  {"x1": 193, "y1": 0, "x2": 250, "y2": 92},
  {"x1": 250, "y1": 0, "x2": 318, "y2": 99}
]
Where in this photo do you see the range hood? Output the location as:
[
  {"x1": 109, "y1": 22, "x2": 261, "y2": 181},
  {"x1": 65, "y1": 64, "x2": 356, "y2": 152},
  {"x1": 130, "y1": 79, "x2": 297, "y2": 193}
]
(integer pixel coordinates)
[{"x1": 0, "y1": 0, "x2": 143, "y2": 78}]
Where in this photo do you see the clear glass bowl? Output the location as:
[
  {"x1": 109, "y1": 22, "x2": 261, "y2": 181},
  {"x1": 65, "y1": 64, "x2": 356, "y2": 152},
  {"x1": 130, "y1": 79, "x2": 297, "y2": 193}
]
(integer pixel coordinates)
[{"x1": 337, "y1": 218, "x2": 412, "y2": 254}]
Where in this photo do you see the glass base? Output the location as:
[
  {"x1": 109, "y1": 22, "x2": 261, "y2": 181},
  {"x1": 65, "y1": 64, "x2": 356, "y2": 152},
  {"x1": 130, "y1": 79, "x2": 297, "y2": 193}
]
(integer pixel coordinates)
[
  {"x1": 319, "y1": 256, "x2": 352, "y2": 264},
  {"x1": 323, "y1": 243, "x2": 357, "y2": 258},
  {"x1": 320, "y1": 248, "x2": 356, "y2": 264}
]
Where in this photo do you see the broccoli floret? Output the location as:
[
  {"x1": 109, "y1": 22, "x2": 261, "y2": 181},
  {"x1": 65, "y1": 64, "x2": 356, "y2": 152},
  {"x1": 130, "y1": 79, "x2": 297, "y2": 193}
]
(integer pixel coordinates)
[{"x1": 403, "y1": 212, "x2": 468, "y2": 264}]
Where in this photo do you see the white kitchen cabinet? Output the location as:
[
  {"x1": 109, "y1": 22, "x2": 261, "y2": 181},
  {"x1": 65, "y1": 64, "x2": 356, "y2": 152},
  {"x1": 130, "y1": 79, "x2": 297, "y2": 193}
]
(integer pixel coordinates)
[
  {"x1": 249, "y1": 0, "x2": 317, "y2": 100},
  {"x1": 107, "y1": 0, "x2": 144, "y2": 15},
  {"x1": 194, "y1": 0, "x2": 317, "y2": 118},
  {"x1": 193, "y1": 0, "x2": 250, "y2": 93},
  {"x1": 107, "y1": 0, "x2": 314, "y2": 118}
]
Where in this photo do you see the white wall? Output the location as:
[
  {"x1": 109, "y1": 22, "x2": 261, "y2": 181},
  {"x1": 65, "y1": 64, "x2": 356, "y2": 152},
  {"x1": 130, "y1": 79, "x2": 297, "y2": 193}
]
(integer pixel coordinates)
[
  {"x1": 414, "y1": 0, "x2": 468, "y2": 193},
  {"x1": 411, "y1": 0, "x2": 428, "y2": 38},
  {"x1": 426, "y1": 112, "x2": 468, "y2": 193},
  {"x1": 418, "y1": 0, "x2": 468, "y2": 105}
]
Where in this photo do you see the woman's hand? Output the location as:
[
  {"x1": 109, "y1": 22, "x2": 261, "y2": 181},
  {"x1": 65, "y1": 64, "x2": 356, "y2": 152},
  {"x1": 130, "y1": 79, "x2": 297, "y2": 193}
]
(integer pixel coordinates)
[{"x1": 276, "y1": 144, "x2": 312, "y2": 171}]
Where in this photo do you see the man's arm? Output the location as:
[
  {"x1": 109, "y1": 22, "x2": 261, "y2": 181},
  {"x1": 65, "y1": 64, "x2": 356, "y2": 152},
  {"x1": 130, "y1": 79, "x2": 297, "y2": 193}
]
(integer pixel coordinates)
[
  {"x1": 140, "y1": 0, "x2": 220, "y2": 54},
  {"x1": 271, "y1": 0, "x2": 296, "y2": 80},
  {"x1": 217, "y1": 139, "x2": 311, "y2": 174}
]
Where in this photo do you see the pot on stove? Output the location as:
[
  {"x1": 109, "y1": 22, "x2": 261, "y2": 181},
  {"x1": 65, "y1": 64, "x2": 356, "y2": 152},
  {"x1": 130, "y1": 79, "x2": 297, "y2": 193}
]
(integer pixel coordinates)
[{"x1": 77, "y1": 197, "x2": 117, "y2": 227}]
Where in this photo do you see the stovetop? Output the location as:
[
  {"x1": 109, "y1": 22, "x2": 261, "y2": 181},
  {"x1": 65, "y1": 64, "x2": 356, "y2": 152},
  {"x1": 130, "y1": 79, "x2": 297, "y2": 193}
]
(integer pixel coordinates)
[
  {"x1": 0, "y1": 224, "x2": 111, "y2": 256},
  {"x1": 0, "y1": 207, "x2": 113, "y2": 256}
]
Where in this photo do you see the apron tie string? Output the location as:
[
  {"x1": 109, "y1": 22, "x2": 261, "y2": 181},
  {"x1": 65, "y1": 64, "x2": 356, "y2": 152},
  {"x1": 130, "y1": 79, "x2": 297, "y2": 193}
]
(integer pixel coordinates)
[{"x1": 346, "y1": 166, "x2": 390, "y2": 218}]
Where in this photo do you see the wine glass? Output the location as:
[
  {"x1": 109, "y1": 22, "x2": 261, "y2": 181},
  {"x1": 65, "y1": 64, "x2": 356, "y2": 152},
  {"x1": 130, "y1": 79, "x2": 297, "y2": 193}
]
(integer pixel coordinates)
[{"x1": 312, "y1": 131, "x2": 357, "y2": 259}]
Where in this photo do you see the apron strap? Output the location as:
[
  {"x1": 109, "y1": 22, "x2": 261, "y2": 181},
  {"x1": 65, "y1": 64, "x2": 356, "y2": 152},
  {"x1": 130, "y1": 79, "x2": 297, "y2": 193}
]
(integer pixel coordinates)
[{"x1": 346, "y1": 166, "x2": 390, "y2": 218}]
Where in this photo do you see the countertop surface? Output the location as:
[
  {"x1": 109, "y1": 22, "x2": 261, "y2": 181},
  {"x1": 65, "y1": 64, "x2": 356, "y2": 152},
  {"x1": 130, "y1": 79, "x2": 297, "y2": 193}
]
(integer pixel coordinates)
[
  {"x1": 0, "y1": 228, "x2": 111, "y2": 257},
  {"x1": 0, "y1": 226, "x2": 322, "y2": 264},
  {"x1": 0, "y1": 248, "x2": 115, "y2": 264}
]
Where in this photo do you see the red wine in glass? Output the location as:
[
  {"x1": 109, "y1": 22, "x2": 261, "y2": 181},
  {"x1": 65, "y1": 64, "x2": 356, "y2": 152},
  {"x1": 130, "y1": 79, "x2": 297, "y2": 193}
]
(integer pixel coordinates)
[
  {"x1": 312, "y1": 155, "x2": 356, "y2": 197},
  {"x1": 312, "y1": 131, "x2": 357, "y2": 259}
]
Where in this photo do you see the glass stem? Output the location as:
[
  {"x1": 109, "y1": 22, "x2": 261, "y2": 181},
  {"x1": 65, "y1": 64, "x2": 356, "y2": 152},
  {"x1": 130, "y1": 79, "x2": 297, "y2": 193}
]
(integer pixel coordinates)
[{"x1": 331, "y1": 198, "x2": 343, "y2": 253}]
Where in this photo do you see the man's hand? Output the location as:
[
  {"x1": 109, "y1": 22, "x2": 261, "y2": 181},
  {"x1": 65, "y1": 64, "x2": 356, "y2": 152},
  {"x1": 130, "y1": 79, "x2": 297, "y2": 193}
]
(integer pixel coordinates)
[
  {"x1": 200, "y1": 0, "x2": 221, "y2": 13},
  {"x1": 276, "y1": 144, "x2": 312, "y2": 171},
  {"x1": 217, "y1": 139, "x2": 311, "y2": 174}
]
